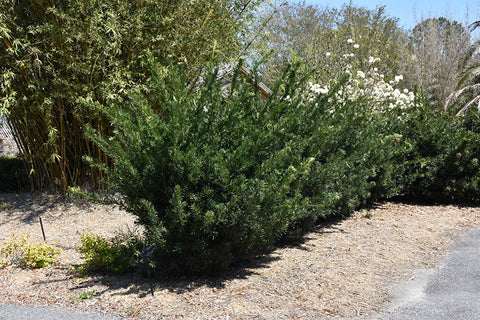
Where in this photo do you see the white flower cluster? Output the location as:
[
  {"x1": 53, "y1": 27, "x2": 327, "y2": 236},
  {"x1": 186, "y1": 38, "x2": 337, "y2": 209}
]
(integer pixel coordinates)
[
  {"x1": 359, "y1": 71, "x2": 414, "y2": 110},
  {"x1": 307, "y1": 83, "x2": 329, "y2": 95},
  {"x1": 306, "y1": 40, "x2": 415, "y2": 112},
  {"x1": 368, "y1": 56, "x2": 381, "y2": 64}
]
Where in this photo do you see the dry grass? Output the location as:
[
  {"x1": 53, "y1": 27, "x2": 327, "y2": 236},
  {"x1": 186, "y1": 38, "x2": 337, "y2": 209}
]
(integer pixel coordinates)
[{"x1": 0, "y1": 193, "x2": 479, "y2": 319}]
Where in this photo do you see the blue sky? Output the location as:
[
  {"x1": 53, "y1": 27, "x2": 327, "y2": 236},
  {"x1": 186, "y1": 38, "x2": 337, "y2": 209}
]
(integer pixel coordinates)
[{"x1": 290, "y1": 0, "x2": 480, "y2": 30}]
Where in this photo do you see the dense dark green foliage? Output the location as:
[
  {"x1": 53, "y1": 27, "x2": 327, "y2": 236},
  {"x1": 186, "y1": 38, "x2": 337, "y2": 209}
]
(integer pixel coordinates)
[
  {"x1": 399, "y1": 106, "x2": 480, "y2": 202},
  {"x1": 86, "y1": 63, "x2": 313, "y2": 274},
  {"x1": 85, "y1": 61, "x2": 418, "y2": 275},
  {"x1": 81, "y1": 59, "x2": 480, "y2": 275},
  {"x1": 301, "y1": 98, "x2": 410, "y2": 217},
  {"x1": 0, "y1": 156, "x2": 29, "y2": 192}
]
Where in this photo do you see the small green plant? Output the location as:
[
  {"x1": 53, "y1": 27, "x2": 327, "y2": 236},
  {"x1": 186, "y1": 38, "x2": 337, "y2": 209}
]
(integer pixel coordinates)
[
  {"x1": 74, "y1": 290, "x2": 96, "y2": 302},
  {"x1": 77, "y1": 232, "x2": 141, "y2": 274},
  {"x1": 0, "y1": 234, "x2": 61, "y2": 268},
  {"x1": 363, "y1": 213, "x2": 373, "y2": 219}
]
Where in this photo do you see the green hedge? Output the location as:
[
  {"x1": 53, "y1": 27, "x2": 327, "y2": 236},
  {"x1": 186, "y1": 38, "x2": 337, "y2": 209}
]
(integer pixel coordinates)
[
  {"x1": 82, "y1": 59, "x2": 480, "y2": 275},
  {"x1": 85, "y1": 61, "x2": 415, "y2": 275},
  {"x1": 398, "y1": 106, "x2": 480, "y2": 203}
]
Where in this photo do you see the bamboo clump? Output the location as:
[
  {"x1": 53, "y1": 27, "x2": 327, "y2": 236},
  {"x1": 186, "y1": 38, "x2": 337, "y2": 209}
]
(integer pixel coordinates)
[{"x1": 0, "y1": 0, "x2": 253, "y2": 190}]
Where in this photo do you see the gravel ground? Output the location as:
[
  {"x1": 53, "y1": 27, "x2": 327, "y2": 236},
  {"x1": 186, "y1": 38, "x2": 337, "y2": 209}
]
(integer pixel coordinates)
[{"x1": 0, "y1": 192, "x2": 479, "y2": 319}]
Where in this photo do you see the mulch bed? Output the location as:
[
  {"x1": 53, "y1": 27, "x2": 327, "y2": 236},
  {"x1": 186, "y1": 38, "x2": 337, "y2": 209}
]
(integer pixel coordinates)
[{"x1": 1, "y1": 193, "x2": 479, "y2": 319}]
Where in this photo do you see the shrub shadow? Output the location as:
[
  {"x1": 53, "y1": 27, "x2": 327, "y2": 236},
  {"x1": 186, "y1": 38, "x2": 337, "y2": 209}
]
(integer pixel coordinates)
[
  {"x1": 0, "y1": 191, "x2": 109, "y2": 227},
  {"x1": 44, "y1": 212, "x2": 355, "y2": 299},
  {"x1": 59, "y1": 251, "x2": 282, "y2": 299},
  {"x1": 388, "y1": 195, "x2": 480, "y2": 208}
]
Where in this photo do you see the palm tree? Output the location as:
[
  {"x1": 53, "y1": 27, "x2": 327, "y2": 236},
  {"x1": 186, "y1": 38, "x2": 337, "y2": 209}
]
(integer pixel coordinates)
[{"x1": 444, "y1": 22, "x2": 480, "y2": 115}]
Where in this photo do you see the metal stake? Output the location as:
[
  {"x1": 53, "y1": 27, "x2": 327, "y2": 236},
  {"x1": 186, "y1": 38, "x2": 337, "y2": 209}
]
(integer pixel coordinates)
[
  {"x1": 39, "y1": 216, "x2": 46, "y2": 242},
  {"x1": 147, "y1": 265, "x2": 154, "y2": 297},
  {"x1": 141, "y1": 244, "x2": 155, "y2": 296}
]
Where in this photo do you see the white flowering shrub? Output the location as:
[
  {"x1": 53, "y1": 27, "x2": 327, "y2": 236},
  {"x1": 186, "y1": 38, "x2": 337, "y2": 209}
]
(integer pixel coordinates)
[{"x1": 306, "y1": 40, "x2": 415, "y2": 112}]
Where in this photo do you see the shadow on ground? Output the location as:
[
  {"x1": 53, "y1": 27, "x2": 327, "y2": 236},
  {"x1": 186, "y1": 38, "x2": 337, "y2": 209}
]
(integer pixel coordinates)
[{"x1": 27, "y1": 210, "x2": 356, "y2": 299}]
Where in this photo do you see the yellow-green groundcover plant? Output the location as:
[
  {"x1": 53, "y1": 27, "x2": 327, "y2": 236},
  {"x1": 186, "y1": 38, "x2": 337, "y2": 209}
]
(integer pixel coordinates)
[{"x1": 0, "y1": 234, "x2": 61, "y2": 269}]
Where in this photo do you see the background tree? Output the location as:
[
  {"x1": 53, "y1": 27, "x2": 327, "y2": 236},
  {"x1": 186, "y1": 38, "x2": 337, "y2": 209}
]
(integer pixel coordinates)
[
  {"x1": 252, "y1": 2, "x2": 410, "y2": 85},
  {"x1": 248, "y1": 1, "x2": 333, "y2": 84},
  {"x1": 406, "y1": 17, "x2": 472, "y2": 109},
  {"x1": 0, "y1": 0, "x2": 259, "y2": 190}
]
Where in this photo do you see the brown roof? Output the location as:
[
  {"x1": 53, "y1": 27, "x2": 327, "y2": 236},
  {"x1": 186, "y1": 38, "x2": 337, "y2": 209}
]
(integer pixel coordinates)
[{"x1": 219, "y1": 67, "x2": 272, "y2": 100}]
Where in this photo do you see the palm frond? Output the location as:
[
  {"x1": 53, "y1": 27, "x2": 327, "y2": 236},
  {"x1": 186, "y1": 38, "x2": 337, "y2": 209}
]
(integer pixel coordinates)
[
  {"x1": 470, "y1": 20, "x2": 480, "y2": 32},
  {"x1": 456, "y1": 62, "x2": 480, "y2": 89},
  {"x1": 458, "y1": 40, "x2": 480, "y2": 71},
  {"x1": 456, "y1": 95, "x2": 480, "y2": 115},
  {"x1": 445, "y1": 83, "x2": 480, "y2": 111}
]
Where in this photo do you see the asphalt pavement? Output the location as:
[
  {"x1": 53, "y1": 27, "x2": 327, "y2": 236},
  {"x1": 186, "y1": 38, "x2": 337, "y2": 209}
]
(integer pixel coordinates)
[
  {"x1": 0, "y1": 304, "x2": 125, "y2": 320},
  {"x1": 2, "y1": 229, "x2": 480, "y2": 320},
  {"x1": 368, "y1": 228, "x2": 480, "y2": 320}
]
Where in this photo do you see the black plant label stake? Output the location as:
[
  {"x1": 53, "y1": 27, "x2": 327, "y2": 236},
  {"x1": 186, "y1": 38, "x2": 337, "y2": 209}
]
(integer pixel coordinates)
[
  {"x1": 39, "y1": 216, "x2": 46, "y2": 242},
  {"x1": 141, "y1": 244, "x2": 155, "y2": 296}
]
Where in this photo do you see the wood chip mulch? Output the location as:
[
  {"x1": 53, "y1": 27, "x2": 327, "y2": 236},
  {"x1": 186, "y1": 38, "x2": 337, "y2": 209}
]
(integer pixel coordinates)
[{"x1": 0, "y1": 192, "x2": 479, "y2": 319}]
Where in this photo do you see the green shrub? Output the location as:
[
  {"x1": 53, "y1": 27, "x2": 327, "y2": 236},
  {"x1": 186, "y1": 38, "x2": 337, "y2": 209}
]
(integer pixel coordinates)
[
  {"x1": 78, "y1": 232, "x2": 141, "y2": 274},
  {"x1": 85, "y1": 56, "x2": 480, "y2": 276},
  {"x1": 0, "y1": 156, "x2": 29, "y2": 192},
  {"x1": 74, "y1": 290, "x2": 96, "y2": 302},
  {"x1": 0, "y1": 234, "x2": 61, "y2": 268},
  {"x1": 398, "y1": 105, "x2": 480, "y2": 202},
  {"x1": 84, "y1": 59, "x2": 413, "y2": 275},
  {"x1": 85, "y1": 62, "x2": 316, "y2": 274}
]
